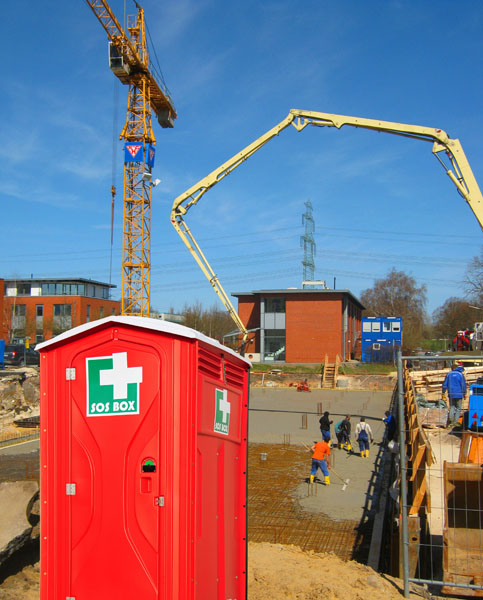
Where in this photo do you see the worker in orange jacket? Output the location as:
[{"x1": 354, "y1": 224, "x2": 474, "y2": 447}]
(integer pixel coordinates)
[{"x1": 309, "y1": 440, "x2": 331, "y2": 485}]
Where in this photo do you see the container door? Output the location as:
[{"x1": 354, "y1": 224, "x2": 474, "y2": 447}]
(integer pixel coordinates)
[{"x1": 67, "y1": 342, "x2": 165, "y2": 599}]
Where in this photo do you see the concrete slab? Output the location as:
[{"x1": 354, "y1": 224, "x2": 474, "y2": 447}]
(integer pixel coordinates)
[{"x1": 248, "y1": 388, "x2": 393, "y2": 522}]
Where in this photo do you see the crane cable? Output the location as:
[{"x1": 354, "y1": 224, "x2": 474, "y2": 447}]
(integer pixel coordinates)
[{"x1": 109, "y1": 78, "x2": 120, "y2": 296}]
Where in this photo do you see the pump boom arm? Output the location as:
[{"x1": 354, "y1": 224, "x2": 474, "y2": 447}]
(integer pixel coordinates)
[{"x1": 171, "y1": 109, "x2": 483, "y2": 350}]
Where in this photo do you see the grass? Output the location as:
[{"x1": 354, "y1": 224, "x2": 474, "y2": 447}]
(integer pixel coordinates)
[{"x1": 251, "y1": 362, "x2": 396, "y2": 375}]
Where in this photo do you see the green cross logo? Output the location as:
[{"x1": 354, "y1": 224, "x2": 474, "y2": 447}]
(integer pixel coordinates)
[
  {"x1": 86, "y1": 352, "x2": 143, "y2": 417},
  {"x1": 214, "y1": 388, "x2": 230, "y2": 435}
]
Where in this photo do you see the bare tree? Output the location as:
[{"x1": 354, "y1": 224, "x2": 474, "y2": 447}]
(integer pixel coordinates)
[
  {"x1": 360, "y1": 268, "x2": 427, "y2": 350},
  {"x1": 182, "y1": 302, "x2": 237, "y2": 347},
  {"x1": 464, "y1": 247, "x2": 483, "y2": 305},
  {"x1": 432, "y1": 297, "x2": 480, "y2": 339}
]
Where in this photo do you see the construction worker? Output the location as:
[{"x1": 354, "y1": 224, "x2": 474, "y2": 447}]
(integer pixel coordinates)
[
  {"x1": 319, "y1": 411, "x2": 333, "y2": 444},
  {"x1": 382, "y1": 410, "x2": 396, "y2": 442},
  {"x1": 442, "y1": 362, "x2": 467, "y2": 426},
  {"x1": 309, "y1": 439, "x2": 331, "y2": 485},
  {"x1": 340, "y1": 415, "x2": 352, "y2": 452},
  {"x1": 334, "y1": 419, "x2": 345, "y2": 448},
  {"x1": 355, "y1": 417, "x2": 374, "y2": 457}
]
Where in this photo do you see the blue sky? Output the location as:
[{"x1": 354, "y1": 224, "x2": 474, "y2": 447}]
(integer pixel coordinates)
[{"x1": 2, "y1": 0, "x2": 482, "y2": 317}]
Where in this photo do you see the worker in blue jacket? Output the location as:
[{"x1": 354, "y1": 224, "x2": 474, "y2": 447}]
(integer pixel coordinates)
[{"x1": 442, "y1": 363, "x2": 467, "y2": 426}]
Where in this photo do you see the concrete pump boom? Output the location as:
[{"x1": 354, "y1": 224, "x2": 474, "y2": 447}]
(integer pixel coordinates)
[{"x1": 171, "y1": 109, "x2": 483, "y2": 353}]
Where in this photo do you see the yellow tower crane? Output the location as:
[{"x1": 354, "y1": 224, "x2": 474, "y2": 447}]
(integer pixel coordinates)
[{"x1": 85, "y1": 0, "x2": 177, "y2": 316}]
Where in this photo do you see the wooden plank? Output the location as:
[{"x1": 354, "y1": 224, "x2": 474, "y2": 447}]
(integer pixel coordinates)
[{"x1": 409, "y1": 475, "x2": 427, "y2": 514}]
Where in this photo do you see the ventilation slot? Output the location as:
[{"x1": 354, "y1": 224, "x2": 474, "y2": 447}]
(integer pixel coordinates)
[
  {"x1": 198, "y1": 348, "x2": 221, "y2": 380},
  {"x1": 224, "y1": 363, "x2": 245, "y2": 388}
]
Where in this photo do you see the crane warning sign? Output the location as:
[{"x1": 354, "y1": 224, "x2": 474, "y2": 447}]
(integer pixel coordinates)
[
  {"x1": 86, "y1": 352, "x2": 142, "y2": 416},
  {"x1": 124, "y1": 143, "x2": 143, "y2": 162}
]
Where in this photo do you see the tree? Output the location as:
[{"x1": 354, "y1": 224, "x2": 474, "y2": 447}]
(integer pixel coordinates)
[
  {"x1": 433, "y1": 298, "x2": 480, "y2": 340},
  {"x1": 182, "y1": 301, "x2": 237, "y2": 347},
  {"x1": 464, "y1": 247, "x2": 483, "y2": 305},
  {"x1": 360, "y1": 268, "x2": 427, "y2": 350}
]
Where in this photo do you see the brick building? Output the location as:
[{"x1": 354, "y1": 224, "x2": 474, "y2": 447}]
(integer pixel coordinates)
[
  {"x1": 0, "y1": 277, "x2": 120, "y2": 344},
  {"x1": 232, "y1": 289, "x2": 364, "y2": 363}
]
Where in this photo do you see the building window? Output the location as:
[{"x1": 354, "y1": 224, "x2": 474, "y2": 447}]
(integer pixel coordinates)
[
  {"x1": 53, "y1": 304, "x2": 72, "y2": 333},
  {"x1": 40, "y1": 283, "x2": 85, "y2": 296},
  {"x1": 86, "y1": 305, "x2": 91, "y2": 323},
  {"x1": 263, "y1": 329, "x2": 286, "y2": 361},
  {"x1": 265, "y1": 297, "x2": 285, "y2": 313},
  {"x1": 36, "y1": 305, "x2": 44, "y2": 332},
  {"x1": 99, "y1": 306, "x2": 104, "y2": 318},
  {"x1": 17, "y1": 283, "x2": 31, "y2": 296},
  {"x1": 102, "y1": 288, "x2": 109, "y2": 299},
  {"x1": 11, "y1": 304, "x2": 26, "y2": 332}
]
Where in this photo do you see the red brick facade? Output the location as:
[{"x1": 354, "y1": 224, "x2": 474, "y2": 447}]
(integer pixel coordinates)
[
  {"x1": 234, "y1": 290, "x2": 363, "y2": 363},
  {"x1": 1, "y1": 278, "x2": 120, "y2": 344}
]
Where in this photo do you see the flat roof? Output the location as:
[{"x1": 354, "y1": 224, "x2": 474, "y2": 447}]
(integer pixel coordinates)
[
  {"x1": 232, "y1": 288, "x2": 365, "y2": 310},
  {"x1": 4, "y1": 277, "x2": 116, "y2": 288}
]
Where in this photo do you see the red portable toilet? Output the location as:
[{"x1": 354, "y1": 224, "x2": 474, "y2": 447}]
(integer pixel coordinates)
[{"x1": 37, "y1": 316, "x2": 250, "y2": 600}]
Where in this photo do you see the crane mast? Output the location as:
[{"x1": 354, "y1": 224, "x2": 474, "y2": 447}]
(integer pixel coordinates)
[{"x1": 85, "y1": 0, "x2": 176, "y2": 316}]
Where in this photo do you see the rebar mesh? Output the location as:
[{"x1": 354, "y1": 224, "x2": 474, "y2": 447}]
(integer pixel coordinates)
[{"x1": 248, "y1": 443, "x2": 367, "y2": 561}]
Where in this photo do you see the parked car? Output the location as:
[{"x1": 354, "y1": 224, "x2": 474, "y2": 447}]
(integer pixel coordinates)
[{"x1": 4, "y1": 344, "x2": 40, "y2": 366}]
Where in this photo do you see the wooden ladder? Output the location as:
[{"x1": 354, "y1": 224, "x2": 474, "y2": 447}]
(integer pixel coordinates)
[{"x1": 322, "y1": 354, "x2": 340, "y2": 389}]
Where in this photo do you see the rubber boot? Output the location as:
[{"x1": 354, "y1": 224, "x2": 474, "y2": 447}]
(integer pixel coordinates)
[
  {"x1": 365, "y1": 449, "x2": 370, "y2": 458},
  {"x1": 309, "y1": 475, "x2": 314, "y2": 484},
  {"x1": 347, "y1": 444, "x2": 352, "y2": 452},
  {"x1": 324, "y1": 476, "x2": 330, "y2": 485},
  {"x1": 360, "y1": 451, "x2": 364, "y2": 457}
]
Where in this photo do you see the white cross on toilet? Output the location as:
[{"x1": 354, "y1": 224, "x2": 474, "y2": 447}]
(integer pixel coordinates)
[{"x1": 99, "y1": 352, "x2": 143, "y2": 400}]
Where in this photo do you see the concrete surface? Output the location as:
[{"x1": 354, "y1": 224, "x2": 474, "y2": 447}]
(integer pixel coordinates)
[{"x1": 249, "y1": 387, "x2": 393, "y2": 521}]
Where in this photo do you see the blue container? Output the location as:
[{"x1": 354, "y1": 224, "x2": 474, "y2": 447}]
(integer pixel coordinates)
[
  {"x1": 361, "y1": 317, "x2": 402, "y2": 363},
  {"x1": 468, "y1": 384, "x2": 483, "y2": 430},
  {"x1": 0, "y1": 339, "x2": 4, "y2": 369}
]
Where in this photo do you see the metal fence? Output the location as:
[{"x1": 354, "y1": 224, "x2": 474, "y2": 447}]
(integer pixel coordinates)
[
  {"x1": 0, "y1": 427, "x2": 40, "y2": 447},
  {"x1": 395, "y1": 352, "x2": 483, "y2": 597}
]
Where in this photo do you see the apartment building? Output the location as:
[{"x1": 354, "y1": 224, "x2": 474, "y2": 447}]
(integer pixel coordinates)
[{"x1": 0, "y1": 277, "x2": 120, "y2": 344}]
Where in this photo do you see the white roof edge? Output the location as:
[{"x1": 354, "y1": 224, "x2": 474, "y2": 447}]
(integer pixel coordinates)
[{"x1": 35, "y1": 316, "x2": 251, "y2": 367}]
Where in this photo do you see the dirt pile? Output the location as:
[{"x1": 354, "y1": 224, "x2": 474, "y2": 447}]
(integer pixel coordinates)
[
  {"x1": 0, "y1": 369, "x2": 39, "y2": 438},
  {"x1": 248, "y1": 542, "x2": 416, "y2": 600},
  {"x1": 1, "y1": 542, "x2": 418, "y2": 599},
  {"x1": 1, "y1": 562, "x2": 39, "y2": 600}
]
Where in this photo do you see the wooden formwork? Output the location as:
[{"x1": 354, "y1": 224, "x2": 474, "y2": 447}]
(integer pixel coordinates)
[{"x1": 442, "y1": 462, "x2": 483, "y2": 596}]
